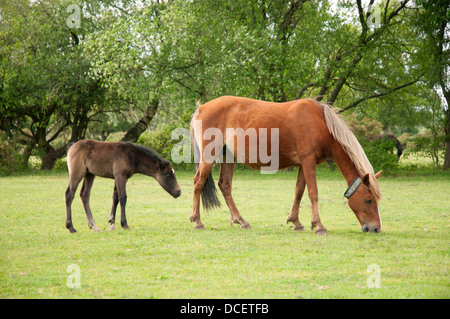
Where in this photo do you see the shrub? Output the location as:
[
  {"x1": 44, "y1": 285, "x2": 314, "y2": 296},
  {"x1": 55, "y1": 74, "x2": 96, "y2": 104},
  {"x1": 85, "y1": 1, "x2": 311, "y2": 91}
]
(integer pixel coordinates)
[
  {"x1": 364, "y1": 138, "x2": 399, "y2": 172},
  {"x1": 137, "y1": 112, "x2": 194, "y2": 170},
  {"x1": 0, "y1": 134, "x2": 25, "y2": 175}
]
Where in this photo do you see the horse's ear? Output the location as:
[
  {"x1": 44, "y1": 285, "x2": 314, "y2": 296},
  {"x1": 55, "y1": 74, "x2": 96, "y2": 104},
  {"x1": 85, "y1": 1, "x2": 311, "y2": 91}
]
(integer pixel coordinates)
[
  {"x1": 362, "y1": 174, "x2": 370, "y2": 187},
  {"x1": 157, "y1": 160, "x2": 165, "y2": 169},
  {"x1": 375, "y1": 170, "x2": 382, "y2": 179},
  {"x1": 157, "y1": 159, "x2": 169, "y2": 170}
]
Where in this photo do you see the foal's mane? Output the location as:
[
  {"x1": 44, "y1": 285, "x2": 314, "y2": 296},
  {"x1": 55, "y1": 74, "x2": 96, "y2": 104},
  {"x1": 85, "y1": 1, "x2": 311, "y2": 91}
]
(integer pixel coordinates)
[
  {"x1": 315, "y1": 100, "x2": 381, "y2": 201},
  {"x1": 128, "y1": 143, "x2": 169, "y2": 165}
]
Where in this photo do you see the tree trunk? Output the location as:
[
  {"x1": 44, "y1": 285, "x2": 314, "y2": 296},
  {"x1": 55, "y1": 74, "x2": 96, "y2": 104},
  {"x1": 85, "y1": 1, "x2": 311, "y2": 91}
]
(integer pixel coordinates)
[
  {"x1": 121, "y1": 99, "x2": 159, "y2": 143},
  {"x1": 443, "y1": 102, "x2": 450, "y2": 170},
  {"x1": 40, "y1": 145, "x2": 67, "y2": 170},
  {"x1": 444, "y1": 133, "x2": 450, "y2": 170}
]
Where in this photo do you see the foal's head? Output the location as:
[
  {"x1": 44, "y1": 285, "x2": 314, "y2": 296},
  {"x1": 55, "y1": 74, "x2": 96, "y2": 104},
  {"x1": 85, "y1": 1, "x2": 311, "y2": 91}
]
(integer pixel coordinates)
[
  {"x1": 347, "y1": 171, "x2": 382, "y2": 233},
  {"x1": 154, "y1": 160, "x2": 182, "y2": 198}
]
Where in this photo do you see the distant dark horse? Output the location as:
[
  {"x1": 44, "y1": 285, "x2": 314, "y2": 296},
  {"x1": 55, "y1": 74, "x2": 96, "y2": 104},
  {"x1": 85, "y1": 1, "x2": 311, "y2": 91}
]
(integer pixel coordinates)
[
  {"x1": 65, "y1": 140, "x2": 181, "y2": 233},
  {"x1": 378, "y1": 133, "x2": 403, "y2": 159}
]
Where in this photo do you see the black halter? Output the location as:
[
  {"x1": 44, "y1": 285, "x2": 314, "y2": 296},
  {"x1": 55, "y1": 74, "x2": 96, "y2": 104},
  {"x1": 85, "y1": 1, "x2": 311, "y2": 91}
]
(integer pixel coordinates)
[{"x1": 344, "y1": 177, "x2": 362, "y2": 199}]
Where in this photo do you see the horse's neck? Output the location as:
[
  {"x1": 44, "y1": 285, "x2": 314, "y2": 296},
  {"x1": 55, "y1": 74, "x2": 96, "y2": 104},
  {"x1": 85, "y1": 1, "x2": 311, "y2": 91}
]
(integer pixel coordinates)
[
  {"x1": 135, "y1": 157, "x2": 157, "y2": 177},
  {"x1": 331, "y1": 141, "x2": 359, "y2": 186}
]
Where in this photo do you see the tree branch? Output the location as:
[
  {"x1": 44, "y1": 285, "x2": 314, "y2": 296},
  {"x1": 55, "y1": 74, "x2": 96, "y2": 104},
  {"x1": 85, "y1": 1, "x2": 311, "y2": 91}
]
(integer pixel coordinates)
[
  {"x1": 47, "y1": 120, "x2": 68, "y2": 143},
  {"x1": 338, "y1": 75, "x2": 424, "y2": 113},
  {"x1": 295, "y1": 82, "x2": 316, "y2": 99}
]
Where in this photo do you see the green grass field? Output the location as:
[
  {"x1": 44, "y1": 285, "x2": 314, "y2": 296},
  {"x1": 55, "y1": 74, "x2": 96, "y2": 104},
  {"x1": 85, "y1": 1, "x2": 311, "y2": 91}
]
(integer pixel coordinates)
[{"x1": 0, "y1": 168, "x2": 449, "y2": 298}]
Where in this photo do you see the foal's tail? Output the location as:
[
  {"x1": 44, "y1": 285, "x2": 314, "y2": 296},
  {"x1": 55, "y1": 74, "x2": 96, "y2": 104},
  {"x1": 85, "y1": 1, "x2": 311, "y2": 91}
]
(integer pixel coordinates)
[{"x1": 190, "y1": 101, "x2": 221, "y2": 211}]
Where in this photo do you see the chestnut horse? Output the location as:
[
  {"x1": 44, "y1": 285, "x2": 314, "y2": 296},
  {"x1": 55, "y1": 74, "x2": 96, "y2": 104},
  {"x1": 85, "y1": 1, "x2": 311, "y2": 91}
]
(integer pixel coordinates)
[
  {"x1": 65, "y1": 140, "x2": 181, "y2": 233},
  {"x1": 190, "y1": 96, "x2": 382, "y2": 235}
]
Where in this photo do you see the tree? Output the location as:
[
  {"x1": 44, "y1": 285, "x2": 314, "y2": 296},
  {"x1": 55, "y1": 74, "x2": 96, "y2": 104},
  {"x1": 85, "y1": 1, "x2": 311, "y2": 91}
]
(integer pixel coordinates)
[
  {"x1": 0, "y1": 0, "x2": 108, "y2": 169},
  {"x1": 414, "y1": 0, "x2": 449, "y2": 169},
  {"x1": 82, "y1": 0, "x2": 170, "y2": 142}
]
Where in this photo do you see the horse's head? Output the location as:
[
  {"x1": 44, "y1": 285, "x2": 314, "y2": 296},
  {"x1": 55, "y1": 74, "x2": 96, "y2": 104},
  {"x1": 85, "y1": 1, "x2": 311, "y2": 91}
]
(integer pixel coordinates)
[
  {"x1": 347, "y1": 170, "x2": 382, "y2": 233},
  {"x1": 155, "y1": 160, "x2": 182, "y2": 198}
]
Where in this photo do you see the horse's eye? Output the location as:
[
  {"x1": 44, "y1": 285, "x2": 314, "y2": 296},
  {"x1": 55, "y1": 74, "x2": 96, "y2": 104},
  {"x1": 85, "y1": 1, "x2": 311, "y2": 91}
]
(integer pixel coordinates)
[{"x1": 365, "y1": 199, "x2": 372, "y2": 204}]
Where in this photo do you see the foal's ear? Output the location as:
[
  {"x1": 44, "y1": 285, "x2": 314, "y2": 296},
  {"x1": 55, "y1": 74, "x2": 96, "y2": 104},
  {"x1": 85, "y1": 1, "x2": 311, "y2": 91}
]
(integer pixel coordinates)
[
  {"x1": 157, "y1": 160, "x2": 165, "y2": 169},
  {"x1": 157, "y1": 159, "x2": 169, "y2": 170}
]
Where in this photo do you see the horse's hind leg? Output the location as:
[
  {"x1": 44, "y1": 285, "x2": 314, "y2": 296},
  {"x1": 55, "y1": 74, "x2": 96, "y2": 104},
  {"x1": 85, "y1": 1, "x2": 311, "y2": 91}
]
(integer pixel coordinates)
[
  {"x1": 190, "y1": 161, "x2": 215, "y2": 230},
  {"x1": 65, "y1": 176, "x2": 83, "y2": 233},
  {"x1": 80, "y1": 173, "x2": 100, "y2": 232},
  {"x1": 286, "y1": 166, "x2": 306, "y2": 231},
  {"x1": 108, "y1": 183, "x2": 119, "y2": 230},
  {"x1": 218, "y1": 162, "x2": 252, "y2": 229}
]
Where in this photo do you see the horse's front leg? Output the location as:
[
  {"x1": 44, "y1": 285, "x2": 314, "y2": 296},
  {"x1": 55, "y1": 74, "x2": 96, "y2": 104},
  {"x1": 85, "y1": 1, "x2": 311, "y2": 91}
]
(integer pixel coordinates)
[
  {"x1": 108, "y1": 184, "x2": 119, "y2": 230},
  {"x1": 286, "y1": 166, "x2": 306, "y2": 231},
  {"x1": 301, "y1": 157, "x2": 327, "y2": 235},
  {"x1": 115, "y1": 175, "x2": 129, "y2": 230}
]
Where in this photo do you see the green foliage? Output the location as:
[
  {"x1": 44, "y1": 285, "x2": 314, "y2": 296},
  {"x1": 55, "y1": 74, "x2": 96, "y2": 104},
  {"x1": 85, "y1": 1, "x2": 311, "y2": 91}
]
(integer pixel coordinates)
[
  {"x1": 409, "y1": 132, "x2": 446, "y2": 168},
  {"x1": 364, "y1": 139, "x2": 400, "y2": 172},
  {"x1": 138, "y1": 110, "x2": 194, "y2": 170},
  {"x1": 0, "y1": 135, "x2": 24, "y2": 175},
  {"x1": 1, "y1": 0, "x2": 449, "y2": 171}
]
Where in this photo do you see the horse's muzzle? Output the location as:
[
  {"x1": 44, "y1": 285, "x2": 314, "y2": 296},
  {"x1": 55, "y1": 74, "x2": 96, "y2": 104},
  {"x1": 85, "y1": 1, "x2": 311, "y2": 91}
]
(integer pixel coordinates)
[
  {"x1": 172, "y1": 189, "x2": 182, "y2": 198},
  {"x1": 362, "y1": 225, "x2": 381, "y2": 233}
]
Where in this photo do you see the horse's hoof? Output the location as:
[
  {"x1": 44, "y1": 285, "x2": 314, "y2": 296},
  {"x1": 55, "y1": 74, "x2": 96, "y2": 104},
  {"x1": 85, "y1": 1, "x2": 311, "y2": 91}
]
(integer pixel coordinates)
[
  {"x1": 110, "y1": 225, "x2": 116, "y2": 231},
  {"x1": 315, "y1": 229, "x2": 328, "y2": 236},
  {"x1": 194, "y1": 224, "x2": 205, "y2": 230},
  {"x1": 91, "y1": 226, "x2": 100, "y2": 232},
  {"x1": 69, "y1": 228, "x2": 77, "y2": 234},
  {"x1": 294, "y1": 225, "x2": 305, "y2": 231},
  {"x1": 240, "y1": 224, "x2": 253, "y2": 230}
]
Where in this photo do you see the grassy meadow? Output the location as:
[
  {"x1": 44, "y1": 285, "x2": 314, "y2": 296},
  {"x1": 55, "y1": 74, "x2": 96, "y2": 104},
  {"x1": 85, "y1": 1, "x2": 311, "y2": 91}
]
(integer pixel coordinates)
[{"x1": 0, "y1": 167, "x2": 449, "y2": 299}]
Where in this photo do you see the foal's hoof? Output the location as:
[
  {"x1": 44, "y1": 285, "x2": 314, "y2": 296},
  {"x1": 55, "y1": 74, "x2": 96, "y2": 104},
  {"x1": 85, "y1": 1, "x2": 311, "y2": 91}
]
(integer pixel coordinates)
[
  {"x1": 315, "y1": 229, "x2": 328, "y2": 236},
  {"x1": 91, "y1": 226, "x2": 100, "y2": 232},
  {"x1": 194, "y1": 224, "x2": 205, "y2": 230},
  {"x1": 240, "y1": 224, "x2": 253, "y2": 230},
  {"x1": 293, "y1": 225, "x2": 305, "y2": 231},
  {"x1": 110, "y1": 224, "x2": 116, "y2": 231}
]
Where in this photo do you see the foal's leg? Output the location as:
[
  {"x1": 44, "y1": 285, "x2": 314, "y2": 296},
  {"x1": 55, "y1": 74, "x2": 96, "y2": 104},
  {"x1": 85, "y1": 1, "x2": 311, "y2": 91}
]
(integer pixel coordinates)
[
  {"x1": 301, "y1": 157, "x2": 327, "y2": 235},
  {"x1": 79, "y1": 173, "x2": 100, "y2": 232},
  {"x1": 115, "y1": 174, "x2": 129, "y2": 230},
  {"x1": 65, "y1": 176, "x2": 83, "y2": 233},
  {"x1": 190, "y1": 161, "x2": 215, "y2": 230},
  {"x1": 108, "y1": 183, "x2": 119, "y2": 230},
  {"x1": 286, "y1": 166, "x2": 306, "y2": 231},
  {"x1": 218, "y1": 162, "x2": 252, "y2": 229}
]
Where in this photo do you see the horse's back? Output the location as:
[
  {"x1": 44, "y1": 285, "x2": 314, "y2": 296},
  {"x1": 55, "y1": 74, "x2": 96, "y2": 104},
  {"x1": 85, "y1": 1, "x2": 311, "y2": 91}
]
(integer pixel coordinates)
[
  {"x1": 198, "y1": 96, "x2": 323, "y2": 124},
  {"x1": 67, "y1": 140, "x2": 130, "y2": 178},
  {"x1": 195, "y1": 96, "x2": 331, "y2": 167}
]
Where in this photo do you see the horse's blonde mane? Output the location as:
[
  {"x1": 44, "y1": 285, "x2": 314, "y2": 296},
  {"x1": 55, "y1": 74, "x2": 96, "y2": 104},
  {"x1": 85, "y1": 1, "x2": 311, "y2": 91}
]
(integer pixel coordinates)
[{"x1": 318, "y1": 100, "x2": 381, "y2": 201}]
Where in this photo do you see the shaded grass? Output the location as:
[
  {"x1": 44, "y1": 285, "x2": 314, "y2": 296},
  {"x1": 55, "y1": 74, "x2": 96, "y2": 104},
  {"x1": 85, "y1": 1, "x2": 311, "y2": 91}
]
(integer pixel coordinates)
[{"x1": 0, "y1": 169, "x2": 449, "y2": 298}]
